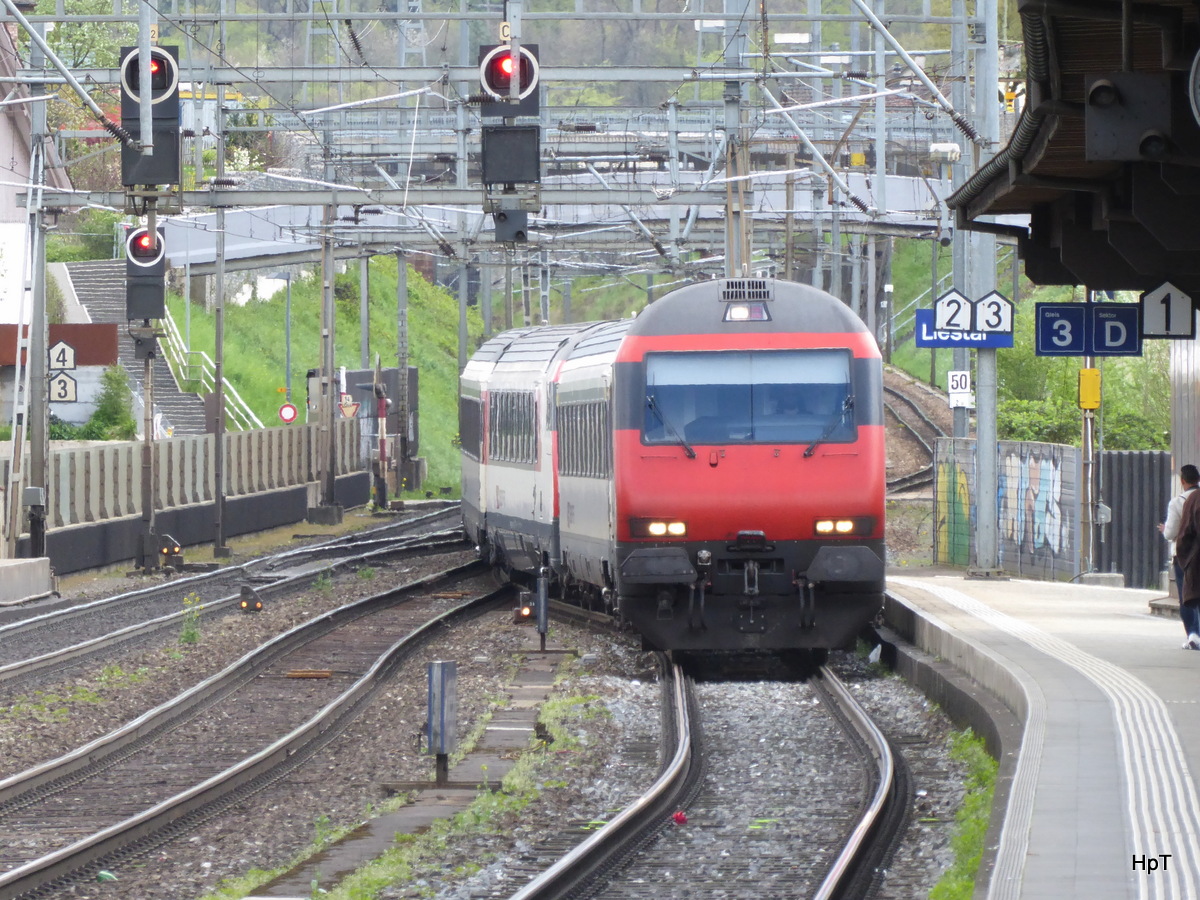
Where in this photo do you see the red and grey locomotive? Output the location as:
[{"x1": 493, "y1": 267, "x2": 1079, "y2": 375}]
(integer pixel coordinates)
[{"x1": 460, "y1": 277, "x2": 885, "y2": 653}]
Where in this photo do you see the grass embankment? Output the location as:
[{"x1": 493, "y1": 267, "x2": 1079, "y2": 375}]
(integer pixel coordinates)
[
  {"x1": 930, "y1": 729, "x2": 998, "y2": 899},
  {"x1": 167, "y1": 257, "x2": 476, "y2": 493}
]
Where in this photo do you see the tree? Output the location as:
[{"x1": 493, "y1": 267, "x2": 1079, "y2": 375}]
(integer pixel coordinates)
[
  {"x1": 34, "y1": 1, "x2": 134, "y2": 191},
  {"x1": 37, "y1": 0, "x2": 132, "y2": 69},
  {"x1": 996, "y1": 288, "x2": 1170, "y2": 451}
]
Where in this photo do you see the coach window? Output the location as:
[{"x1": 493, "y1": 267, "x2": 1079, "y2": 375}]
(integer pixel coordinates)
[
  {"x1": 488, "y1": 390, "x2": 537, "y2": 465},
  {"x1": 460, "y1": 396, "x2": 482, "y2": 460}
]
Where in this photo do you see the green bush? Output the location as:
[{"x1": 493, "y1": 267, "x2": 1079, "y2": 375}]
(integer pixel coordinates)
[
  {"x1": 8, "y1": 366, "x2": 137, "y2": 442},
  {"x1": 46, "y1": 208, "x2": 122, "y2": 263}
]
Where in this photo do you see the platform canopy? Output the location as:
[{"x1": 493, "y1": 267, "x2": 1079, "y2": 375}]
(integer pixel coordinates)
[{"x1": 949, "y1": 1, "x2": 1200, "y2": 294}]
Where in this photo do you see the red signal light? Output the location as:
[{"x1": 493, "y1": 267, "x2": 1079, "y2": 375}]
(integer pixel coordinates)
[
  {"x1": 479, "y1": 45, "x2": 539, "y2": 101},
  {"x1": 125, "y1": 226, "x2": 165, "y2": 269},
  {"x1": 121, "y1": 47, "x2": 179, "y2": 98}
]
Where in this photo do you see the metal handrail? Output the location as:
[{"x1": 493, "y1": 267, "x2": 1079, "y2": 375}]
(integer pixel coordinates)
[
  {"x1": 892, "y1": 269, "x2": 955, "y2": 345},
  {"x1": 160, "y1": 310, "x2": 264, "y2": 430}
]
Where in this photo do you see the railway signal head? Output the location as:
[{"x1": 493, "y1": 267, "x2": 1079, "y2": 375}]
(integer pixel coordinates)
[
  {"x1": 513, "y1": 591, "x2": 534, "y2": 624},
  {"x1": 158, "y1": 534, "x2": 183, "y2": 569},
  {"x1": 126, "y1": 227, "x2": 165, "y2": 271},
  {"x1": 119, "y1": 45, "x2": 181, "y2": 186},
  {"x1": 120, "y1": 46, "x2": 180, "y2": 109},
  {"x1": 240, "y1": 585, "x2": 264, "y2": 613},
  {"x1": 477, "y1": 44, "x2": 540, "y2": 117},
  {"x1": 479, "y1": 45, "x2": 539, "y2": 100},
  {"x1": 125, "y1": 226, "x2": 166, "y2": 320}
]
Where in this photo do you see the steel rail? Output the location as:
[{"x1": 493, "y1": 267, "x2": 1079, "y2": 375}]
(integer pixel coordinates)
[
  {"x1": 0, "y1": 504, "x2": 458, "y2": 628},
  {"x1": 0, "y1": 532, "x2": 469, "y2": 691},
  {"x1": 0, "y1": 560, "x2": 499, "y2": 899},
  {"x1": 887, "y1": 467, "x2": 934, "y2": 494},
  {"x1": 505, "y1": 658, "x2": 691, "y2": 900},
  {"x1": 883, "y1": 383, "x2": 945, "y2": 494},
  {"x1": 883, "y1": 384, "x2": 947, "y2": 448},
  {"x1": 810, "y1": 666, "x2": 900, "y2": 900}
]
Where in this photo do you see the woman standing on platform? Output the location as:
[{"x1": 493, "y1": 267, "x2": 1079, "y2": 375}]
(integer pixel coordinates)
[
  {"x1": 1161, "y1": 465, "x2": 1200, "y2": 648},
  {"x1": 1171, "y1": 466, "x2": 1200, "y2": 649}
]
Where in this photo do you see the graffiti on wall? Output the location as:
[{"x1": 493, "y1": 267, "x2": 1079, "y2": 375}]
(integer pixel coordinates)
[
  {"x1": 997, "y1": 443, "x2": 1074, "y2": 578},
  {"x1": 934, "y1": 455, "x2": 972, "y2": 567},
  {"x1": 934, "y1": 438, "x2": 1078, "y2": 579}
]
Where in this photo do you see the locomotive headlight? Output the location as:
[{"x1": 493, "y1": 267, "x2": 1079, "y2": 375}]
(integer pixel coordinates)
[
  {"x1": 631, "y1": 518, "x2": 688, "y2": 538},
  {"x1": 814, "y1": 517, "x2": 874, "y2": 536},
  {"x1": 723, "y1": 301, "x2": 770, "y2": 322}
]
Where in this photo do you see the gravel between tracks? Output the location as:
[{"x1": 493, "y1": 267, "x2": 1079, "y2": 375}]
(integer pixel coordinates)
[{"x1": 1, "y1": 566, "x2": 969, "y2": 900}]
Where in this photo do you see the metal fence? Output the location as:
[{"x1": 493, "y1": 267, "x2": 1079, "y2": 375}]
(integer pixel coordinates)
[{"x1": 1096, "y1": 450, "x2": 1173, "y2": 590}]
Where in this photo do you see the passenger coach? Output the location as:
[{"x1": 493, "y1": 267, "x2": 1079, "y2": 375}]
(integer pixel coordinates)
[{"x1": 460, "y1": 277, "x2": 886, "y2": 653}]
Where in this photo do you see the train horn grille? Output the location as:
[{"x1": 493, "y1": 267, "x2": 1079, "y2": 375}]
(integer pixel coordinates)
[{"x1": 721, "y1": 279, "x2": 773, "y2": 302}]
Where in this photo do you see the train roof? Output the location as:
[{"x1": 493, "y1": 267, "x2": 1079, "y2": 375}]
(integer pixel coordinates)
[
  {"x1": 469, "y1": 326, "x2": 545, "y2": 363},
  {"x1": 627, "y1": 278, "x2": 871, "y2": 337},
  {"x1": 470, "y1": 321, "x2": 610, "y2": 374},
  {"x1": 566, "y1": 319, "x2": 631, "y2": 358},
  {"x1": 466, "y1": 279, "x2": 874, "y2": 382}
]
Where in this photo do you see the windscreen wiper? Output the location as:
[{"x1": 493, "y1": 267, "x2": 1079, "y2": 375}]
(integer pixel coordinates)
[
  {"x1": 647, "y1": 395, "x2": 697, "y2": 458},
  {"x1": 803, "y1": 395, "x2": 854, "y2": 458}
]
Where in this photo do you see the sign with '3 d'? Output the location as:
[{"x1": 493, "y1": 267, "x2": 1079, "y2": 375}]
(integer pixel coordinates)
[{"x1": 1035, "y1": 303, "x2": 1141, "y2": 357}]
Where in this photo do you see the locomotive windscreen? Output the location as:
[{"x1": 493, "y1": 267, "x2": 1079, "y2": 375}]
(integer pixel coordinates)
[{"x1": 643, "y1": 349, "x2": 855, "y2": 445}]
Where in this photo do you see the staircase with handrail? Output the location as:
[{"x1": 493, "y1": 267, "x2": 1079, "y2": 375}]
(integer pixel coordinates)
[{"x1": 63, "y1": 260, "x2": 262, "y2": 434}]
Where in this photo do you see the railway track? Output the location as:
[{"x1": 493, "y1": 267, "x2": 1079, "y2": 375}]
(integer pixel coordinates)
[
  {"x1": 884, "y1": 381, "x2": 948, "y2": 495},
  {"x1": 0, "y1": 559, "x2": 504, "y2": 900},
  {"x1": 467, "y1": 659, "x2": 906, "y2": 900},
  {"x1": 0, "y1": 504, "x2": 461, "y2": 629},
  {"x1": 0, "y1": 506, "x2": 465, "y2": 696}
]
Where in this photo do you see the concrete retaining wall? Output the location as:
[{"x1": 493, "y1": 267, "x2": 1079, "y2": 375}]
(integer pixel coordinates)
[
  {"x1": 0, "y1": 558, "x2": 53, "y2": 604},
  {"x1": 2, "y1": 420, "x2": 361, "y2": 530},
  {"x1": 2, "y1": 420, "x2": 368, "y2": 575},
  {"x1": 881, "y1": 590, "x2": 1027, "y2": 900}
]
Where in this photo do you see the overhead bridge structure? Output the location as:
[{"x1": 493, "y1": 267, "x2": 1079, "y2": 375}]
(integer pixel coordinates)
[
  {"x1": 948, "y1": 0, "x2": 1200, "y2": 509},
  {"x1": 949, "y1": 0, "x2": 1200, "y2": 295}
]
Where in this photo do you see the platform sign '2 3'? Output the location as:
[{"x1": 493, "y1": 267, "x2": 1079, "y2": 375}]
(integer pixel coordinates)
[{"x1": 933, "y1": 289, "x2": 1014, "y2": 334}]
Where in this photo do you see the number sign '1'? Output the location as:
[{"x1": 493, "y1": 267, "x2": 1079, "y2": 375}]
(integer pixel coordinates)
[{"x1": 1140, "y1": 282, "x2": 1196, "y2": 339}]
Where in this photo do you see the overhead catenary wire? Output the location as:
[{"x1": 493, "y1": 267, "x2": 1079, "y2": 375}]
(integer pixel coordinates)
[{"x1": 24, "y1": 3, "x2": 978, "y2": 277}]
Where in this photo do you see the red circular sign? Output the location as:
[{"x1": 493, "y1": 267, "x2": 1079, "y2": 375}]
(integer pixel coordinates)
[{"x1": 278, "y1": 402, "x2": 298, "y2": 424}]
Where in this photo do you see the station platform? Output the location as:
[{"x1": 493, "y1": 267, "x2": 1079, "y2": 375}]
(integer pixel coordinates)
[{"x1": 884, "y1": 572, "x2": 1200, "y2": 900}]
